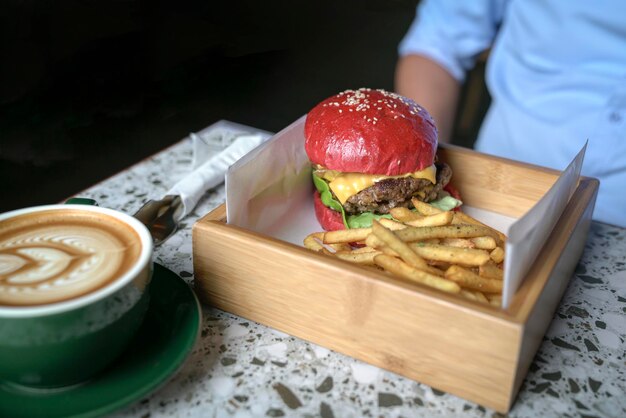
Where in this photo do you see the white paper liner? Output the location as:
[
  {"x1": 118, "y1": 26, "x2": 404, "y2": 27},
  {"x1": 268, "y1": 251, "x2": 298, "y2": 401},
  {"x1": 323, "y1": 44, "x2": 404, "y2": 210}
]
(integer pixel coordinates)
[{"x1": 502, "y1": 143, "x2": 586, "y2": 307}]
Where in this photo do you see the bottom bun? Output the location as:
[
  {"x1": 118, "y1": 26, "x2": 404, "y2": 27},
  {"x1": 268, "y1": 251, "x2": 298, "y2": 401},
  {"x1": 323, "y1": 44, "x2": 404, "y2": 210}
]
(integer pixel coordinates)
[{"x1": 313, "y1": 191, "x2": 345, "y2": 231}]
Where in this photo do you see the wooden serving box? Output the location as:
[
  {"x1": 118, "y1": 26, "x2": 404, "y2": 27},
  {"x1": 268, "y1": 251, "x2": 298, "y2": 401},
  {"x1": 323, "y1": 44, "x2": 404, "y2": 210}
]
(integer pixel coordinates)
[{"x1": 192, "y1": 145, "x2": 598, "y2": 412}]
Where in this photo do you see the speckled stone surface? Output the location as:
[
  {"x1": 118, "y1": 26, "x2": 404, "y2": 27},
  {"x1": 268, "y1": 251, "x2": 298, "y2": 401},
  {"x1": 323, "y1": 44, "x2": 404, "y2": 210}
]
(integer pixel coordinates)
[{"x1": 76, "y1": 133, "x2": 626, "y2": 418}]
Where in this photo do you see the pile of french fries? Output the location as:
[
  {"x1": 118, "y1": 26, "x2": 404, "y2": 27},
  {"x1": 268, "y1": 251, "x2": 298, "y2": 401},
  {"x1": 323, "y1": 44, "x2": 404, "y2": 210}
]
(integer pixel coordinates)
[{"x1": 303, "y1": 198, "x2": 506, "y2": 307}]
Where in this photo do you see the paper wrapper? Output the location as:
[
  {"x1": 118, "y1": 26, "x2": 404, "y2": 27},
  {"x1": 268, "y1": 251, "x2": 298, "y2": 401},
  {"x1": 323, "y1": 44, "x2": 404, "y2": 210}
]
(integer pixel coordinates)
[
  {"x1": 226, "y1": 117, "x2": 585, "y2": 309},
  {"x1": 165, "y1": 120, "x2": 273, "y2": 221}
]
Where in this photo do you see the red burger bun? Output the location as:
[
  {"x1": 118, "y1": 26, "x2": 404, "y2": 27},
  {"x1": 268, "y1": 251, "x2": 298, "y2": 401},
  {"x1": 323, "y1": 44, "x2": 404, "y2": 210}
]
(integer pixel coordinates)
[
  {"x1": 313, "y1": 191, "x2": 345, "y2": 231},
  {"x1": 444, "y1": 183, "x2": 462, "y2": 201},
  {"x1": 304, "y1": 88, "x2": 438, "y2": 176},
  {"x1": 444, "y1": 183, "x2": 462, "y2": 212}
]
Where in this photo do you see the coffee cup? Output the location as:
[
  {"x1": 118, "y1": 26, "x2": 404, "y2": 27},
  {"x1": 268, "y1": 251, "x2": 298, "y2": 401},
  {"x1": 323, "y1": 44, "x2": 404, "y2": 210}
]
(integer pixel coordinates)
[{"x1": 0, "y1": 204, "x2": 153, "y2": 389}]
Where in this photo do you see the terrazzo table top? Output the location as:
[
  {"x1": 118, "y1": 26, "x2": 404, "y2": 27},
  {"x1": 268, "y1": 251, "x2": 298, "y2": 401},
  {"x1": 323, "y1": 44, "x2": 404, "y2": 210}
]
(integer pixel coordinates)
[{"x1": 76, "y1": 125, "x2": 626, "y2": 418}]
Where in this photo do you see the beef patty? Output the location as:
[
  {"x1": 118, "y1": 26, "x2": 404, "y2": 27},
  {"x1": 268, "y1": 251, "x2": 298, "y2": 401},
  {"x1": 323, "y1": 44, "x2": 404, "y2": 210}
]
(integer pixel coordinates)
[{"x1": 342, "y1": 162, "x2": 452, "y2": 215}]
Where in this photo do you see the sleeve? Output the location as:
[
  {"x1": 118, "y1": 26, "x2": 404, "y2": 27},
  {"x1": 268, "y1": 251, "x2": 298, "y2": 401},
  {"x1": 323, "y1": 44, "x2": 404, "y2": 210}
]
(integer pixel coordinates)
[{"x1": 398, "y1": 0, "x2": 507, "y2": 82}]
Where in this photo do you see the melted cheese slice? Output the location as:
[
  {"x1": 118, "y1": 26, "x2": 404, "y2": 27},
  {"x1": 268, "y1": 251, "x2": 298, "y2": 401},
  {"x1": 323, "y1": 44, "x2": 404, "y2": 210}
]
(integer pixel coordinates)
[{"x1": 317, "y1": 165, "x2": 437, "y2": 204}]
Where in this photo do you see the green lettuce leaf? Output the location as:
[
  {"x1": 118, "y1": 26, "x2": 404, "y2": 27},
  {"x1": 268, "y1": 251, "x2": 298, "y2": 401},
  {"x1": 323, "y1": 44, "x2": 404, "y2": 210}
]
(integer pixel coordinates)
[
  {"x1": 346, "y1": 212, "x2": 393, "y2": 229},
  {"x1": 312, "y1": 173, "x2": 349, "y2": 228},
  {"x1": 429, "y1": 195, "x2": 463, "y2": 211}
]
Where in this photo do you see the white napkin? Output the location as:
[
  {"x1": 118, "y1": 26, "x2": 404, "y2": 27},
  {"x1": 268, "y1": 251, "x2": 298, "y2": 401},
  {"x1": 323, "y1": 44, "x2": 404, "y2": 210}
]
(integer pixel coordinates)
[{"x1": 166, "y1": 130, "x2": 271, "y2": 221}]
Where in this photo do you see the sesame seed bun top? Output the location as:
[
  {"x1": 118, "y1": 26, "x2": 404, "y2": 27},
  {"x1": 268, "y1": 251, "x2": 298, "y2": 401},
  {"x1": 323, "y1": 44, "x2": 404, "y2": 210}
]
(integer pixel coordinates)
[{"x1": 304, "y1": 88, "x2": 438, "y2": 176}]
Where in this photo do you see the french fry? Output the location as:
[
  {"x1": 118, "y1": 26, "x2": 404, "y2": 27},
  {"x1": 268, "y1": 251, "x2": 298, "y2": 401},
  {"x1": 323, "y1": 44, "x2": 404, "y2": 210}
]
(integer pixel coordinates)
[
  {"x1": 378, "y1": 244, "x2": 398, "y2": 257},
  {"x1": 440, "y1": 238, "x2": 475, "y2": 249},
  {"x1": 485, "y1": 293, "x2": 502, "y2": 307},
  {"x1": 460, "y1": 289, "x2": 489, "y2": 304},
  {"x1": 365, "y1": 233, "x2": 385, "y2": 249},
  {"x1": 389, "y1": 207, "x2": 423, "y2": 222},
  {"x1": 479, "y1": 260, "x2": 504, "y2": 280},
  {"x1": 423, "y1": 238, "x2": 441, "y2": 245},
  {"x1": 490, "y1": 247, "x2": 505, "y2": 264},
  {"x1": 409, "y1": 244, "x2": 491, "y2": 266},
  {"x1": 378, "y1": 218, "x2": 408, "y2": 231},
  {"x1": 473, "y1": 290, "x2": 490, "y2": 303},
  {"x1": 470, "y1": 236, "x2": 497, "y2": 250},
  {"x1": 328, "y1": 242, "x2": 353, "y2": 252},
  {"x1": 303, "y1": 232, "x2": 325, "y2": 252},
  {"x1": 375, "y1": 244, "x2": 445, "y2": 276},
  {"x1": 350, "y1": 246, "x2": 379, "y2": 254},
  {"x1": 452, "y1": 211, "x2": 506, "y2": 246},
  {"x1": 374, "y1": 254, "x2": 460, "y2": 293},
  {"x1": 426, "y1": 260, "x2": 452, "y2": 271},
  {"x1": 324, "y1": 228, "x2": 371, "y2": 244},
  {"x1": 303, "y1": 232, "x2": 351, "y2": 253},
  {"x1": 445, "y1": 265, "x2": 504, "y2": 293},
  {"x1": 324, "y1": 221, "x2": 409, "y2": 246},
  {"x1": 395, "y1": 224, "x2": 501, "y2": 242},
  {"x1": 334, "y1": 250, "x2": 382, "y2": 265},
  {"x1": 371, "y1": 220, "x2": 431, "y2": 271},
  {"x1": 441, "y1": 236, "x2": 495, "y2": 250},
  {"x1": 405, "y1": 211, "x2": 454, "y2": 227},
  {"x1": 411, "y1": 198, "x2": 443, "y2": 215}
]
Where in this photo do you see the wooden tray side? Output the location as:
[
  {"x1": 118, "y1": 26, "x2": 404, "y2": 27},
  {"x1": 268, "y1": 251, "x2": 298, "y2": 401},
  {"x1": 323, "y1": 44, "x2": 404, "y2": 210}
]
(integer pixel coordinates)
[
  {"x1": 509, "y1": 178, "x2": 598, "y2": 400},
  {"x1": 193, "y1": 216, "x2": 522, "y2": 412},
  {"x1": 438, "y1": 146, "x2": 560, "y2": 217}
]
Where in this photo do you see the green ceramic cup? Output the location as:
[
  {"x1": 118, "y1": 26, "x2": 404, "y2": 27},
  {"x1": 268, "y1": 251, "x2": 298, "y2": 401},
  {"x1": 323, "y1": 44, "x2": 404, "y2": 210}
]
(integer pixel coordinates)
[{"x1": 0, "y1": 204, "x2": 153, "y2": 389}]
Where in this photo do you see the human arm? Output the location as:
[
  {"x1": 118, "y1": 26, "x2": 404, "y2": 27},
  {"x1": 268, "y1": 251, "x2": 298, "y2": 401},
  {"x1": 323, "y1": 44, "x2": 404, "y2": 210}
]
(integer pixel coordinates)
[
  {"x1": 395, "y1": 54, "x2": 460, "y2": 143},
  {"x1": 395, "y1": 0, "x2": 505, "y2": 143}
]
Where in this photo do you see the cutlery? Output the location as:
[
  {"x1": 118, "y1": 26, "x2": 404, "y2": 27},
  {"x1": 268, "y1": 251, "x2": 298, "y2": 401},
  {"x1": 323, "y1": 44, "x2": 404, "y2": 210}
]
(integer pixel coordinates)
[
  {"x1": 68, "y1": 130, "x2": 269, "y2": 246},
  {"x1": 134, "y1": 133, "x2": 268, "y2": 245},
  {"x1": 133, "y1": 195, "x2": 183, "y2": 246}
]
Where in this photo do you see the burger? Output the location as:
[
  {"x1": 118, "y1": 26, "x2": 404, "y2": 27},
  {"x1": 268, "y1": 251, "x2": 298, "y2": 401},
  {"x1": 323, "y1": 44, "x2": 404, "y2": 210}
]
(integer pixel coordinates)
[{"x1": 304, "y1": 88, "x2": 461, "y2": 231}]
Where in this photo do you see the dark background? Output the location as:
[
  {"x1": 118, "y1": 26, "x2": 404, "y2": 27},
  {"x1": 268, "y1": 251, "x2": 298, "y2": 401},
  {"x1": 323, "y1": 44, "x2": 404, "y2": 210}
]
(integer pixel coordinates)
[{"x1": 0, "y1": 0, "x2": 489, "y2": 212}]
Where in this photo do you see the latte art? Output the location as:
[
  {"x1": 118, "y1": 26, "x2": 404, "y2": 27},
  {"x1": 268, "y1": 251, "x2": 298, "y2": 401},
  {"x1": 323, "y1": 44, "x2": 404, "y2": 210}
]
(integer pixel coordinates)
[{"x1": 0, "y1": 209, "x2": 142, "y2": 306}]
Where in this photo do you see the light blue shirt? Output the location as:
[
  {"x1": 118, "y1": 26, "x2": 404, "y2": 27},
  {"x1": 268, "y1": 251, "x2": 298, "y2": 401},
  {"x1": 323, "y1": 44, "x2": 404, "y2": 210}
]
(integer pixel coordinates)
[{"x1": 399, "y1": 0, "x2": 626, "y2": 227}]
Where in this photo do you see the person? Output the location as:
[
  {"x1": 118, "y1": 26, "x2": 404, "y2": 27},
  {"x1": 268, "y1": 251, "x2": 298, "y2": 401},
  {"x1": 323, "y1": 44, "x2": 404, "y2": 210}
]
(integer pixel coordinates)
[{"x1": 395, "y1": 0, "x2": 626, "y2": 227}]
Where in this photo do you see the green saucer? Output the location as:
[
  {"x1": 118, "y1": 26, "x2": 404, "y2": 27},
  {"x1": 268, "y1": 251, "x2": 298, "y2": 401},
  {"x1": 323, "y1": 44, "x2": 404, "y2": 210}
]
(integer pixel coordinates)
[{"x1": 0, "y1": 263, "x2": 202, "y2": 418}]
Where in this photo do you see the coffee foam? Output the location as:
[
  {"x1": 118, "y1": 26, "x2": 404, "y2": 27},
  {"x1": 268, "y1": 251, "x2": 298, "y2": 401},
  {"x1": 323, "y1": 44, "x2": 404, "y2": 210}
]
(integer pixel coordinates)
[{"x1": 0, "y1": 209, "x2": 142, "y2": 306}]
